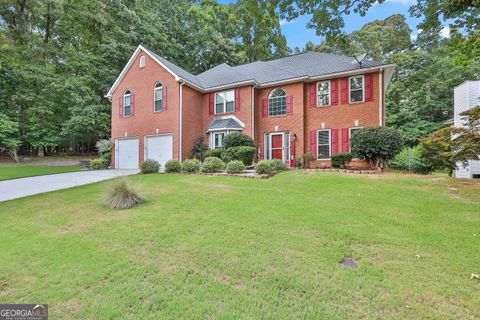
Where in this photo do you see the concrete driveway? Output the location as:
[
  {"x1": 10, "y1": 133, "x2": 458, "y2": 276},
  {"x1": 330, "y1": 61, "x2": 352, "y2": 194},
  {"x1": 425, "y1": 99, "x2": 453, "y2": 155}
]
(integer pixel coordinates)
[{"x1": 0, "y1": 169, "x2": 138, "y2": 202}]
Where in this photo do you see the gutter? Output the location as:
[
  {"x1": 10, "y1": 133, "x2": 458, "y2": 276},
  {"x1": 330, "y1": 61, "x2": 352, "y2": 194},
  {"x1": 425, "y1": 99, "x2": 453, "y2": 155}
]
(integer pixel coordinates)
[
  {"x1": 179, "y1": 79, "x2": 185, "y2": 161},
  {"x1": 308, "y1": 64, "x2": 395, "y2": 82},
  {"x1": 251, "y1": 84, "x2": 257, "y2": 140}
]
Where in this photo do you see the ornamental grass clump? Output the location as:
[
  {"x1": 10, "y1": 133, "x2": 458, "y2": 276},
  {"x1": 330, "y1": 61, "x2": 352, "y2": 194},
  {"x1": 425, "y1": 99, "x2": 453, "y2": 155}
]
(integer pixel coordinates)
[{"x1": 103, "y1": 178, "x2": 145, "y2": 210}]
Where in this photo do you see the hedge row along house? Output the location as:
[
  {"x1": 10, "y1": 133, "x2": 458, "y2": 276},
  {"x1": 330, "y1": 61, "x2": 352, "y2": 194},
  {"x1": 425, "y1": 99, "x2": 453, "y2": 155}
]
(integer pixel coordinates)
[{"x1": 106, "y1": 45, "x2": 395, "y2": 169}]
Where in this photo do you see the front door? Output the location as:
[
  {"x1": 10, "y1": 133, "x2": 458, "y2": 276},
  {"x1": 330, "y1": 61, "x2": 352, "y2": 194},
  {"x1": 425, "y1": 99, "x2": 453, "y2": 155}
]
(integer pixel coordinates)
[{"x1": 270, "y1": 133, "x2": 284, "y2": 161}]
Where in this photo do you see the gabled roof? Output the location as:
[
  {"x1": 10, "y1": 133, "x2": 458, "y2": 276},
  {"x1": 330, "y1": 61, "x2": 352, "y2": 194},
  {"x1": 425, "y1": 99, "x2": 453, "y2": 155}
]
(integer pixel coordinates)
[
  {"x1": 206, "y1": 117, "x2": 244, "y2": 132},
  {"x1": 106, "y1": 45, "x2": 395, "y2": 97}
]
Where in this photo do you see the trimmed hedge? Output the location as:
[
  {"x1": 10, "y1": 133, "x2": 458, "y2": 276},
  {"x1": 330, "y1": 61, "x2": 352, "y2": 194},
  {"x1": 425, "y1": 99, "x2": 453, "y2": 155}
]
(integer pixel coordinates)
[
  {"x1": 226, "y1": 160, "x2": 246, "y2": 174},
  {"x1": 140, "y1": 159, "x2": 160, "y2": 174},
  {"x1": 200, "y1": 157, "x2": 225, "y2": 173},
  {"x1": 254, "y1": 159, "x2": 288, "y2": 174},
  {"x1": 90, "y1": 159, "x2": 105, "y2": 170},
  {"x1": 182, "y1": 159, "x2": 201, "y2": 173},
  {"x1": 205, "y1": 148, "x2": 224, "y2": 159},
  {"x1": 164, "y1": 160, "x2": 181, "y2": 173},
  {"x1": 331, "y1": 152, "x2": 353, "y2": 168},
  {"x1": 228, "y1": 146, "x2": 255, "y2": 166},
  {"x1": 223, "y1": 132, "x2": 255, "y2": 149}
]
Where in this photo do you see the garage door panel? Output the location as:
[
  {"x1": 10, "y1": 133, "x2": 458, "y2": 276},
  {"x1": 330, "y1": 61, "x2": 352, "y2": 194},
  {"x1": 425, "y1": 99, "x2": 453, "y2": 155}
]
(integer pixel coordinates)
[
  {"x1": 145, "y1": 135, "x2": 173, "y2": 168},
  {"x1": 117, "y1": 138, "x2": 139, "y2": 169}
]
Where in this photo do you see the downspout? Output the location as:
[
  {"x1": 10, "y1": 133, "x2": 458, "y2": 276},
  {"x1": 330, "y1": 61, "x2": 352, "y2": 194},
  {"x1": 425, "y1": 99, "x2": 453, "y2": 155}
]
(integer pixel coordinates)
[
  {"x1": 179, "y1": 79, "x2": 185, "y2": 161},
  {"x1": 251, "y1": 84, "x2": 257, "y2": 140},
  {"x1": 379, "y1": 68, "x2": 383, "y2": 126}
]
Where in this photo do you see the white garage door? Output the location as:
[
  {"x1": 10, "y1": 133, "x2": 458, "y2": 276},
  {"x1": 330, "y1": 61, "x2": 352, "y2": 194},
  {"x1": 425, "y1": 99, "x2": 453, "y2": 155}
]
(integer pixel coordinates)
[
  {"x1": 145, "y1": 134, "x2": 173, "y2": 168},
  {"x1": 116, "y1": 138, "x2": 139, "y2": 169}
]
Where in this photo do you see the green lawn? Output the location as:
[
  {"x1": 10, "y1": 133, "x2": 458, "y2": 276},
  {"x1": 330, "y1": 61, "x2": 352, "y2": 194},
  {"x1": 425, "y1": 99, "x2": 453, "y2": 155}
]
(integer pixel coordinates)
[
  {"x1": 0, "y1": 171, "x2": 479, "y2": 319},
  {"x1": 0, "y1": 165, "x2": 81, "y2": 180}
]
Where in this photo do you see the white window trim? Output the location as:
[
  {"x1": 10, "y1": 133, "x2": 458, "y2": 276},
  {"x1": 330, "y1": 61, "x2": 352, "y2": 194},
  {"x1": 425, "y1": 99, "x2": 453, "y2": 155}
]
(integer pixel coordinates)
[
  {"x1": 123, "y1": 91, "x2": 131, "y2": 117},
  {"x1": 316, "y1": 80, "x2": 331, "y2": 107},
  {"x1": 349, "y1": 126, "x2": 363, "y2": 154},
  {"x1": 214, "y1": 90, "x2": 235, "y2": 114},
  {"x1": 209, "y1": 130, "x2": 239, "y2": 149},
  {"x1": 139, "y1": 55, "x2": 145, "y2": 68},
  {"x1": 268, "y1": 88, "x2": 287, "y2": 117},
  {"x1": 349, "y1": 75, "x2": 365, "y2": 104},
  {"x1": 316, "y1": 129, "x2": 331, "y2": 160},
  {"x1": 153, "y1": 83, "x2": 163, "y2": 113}
]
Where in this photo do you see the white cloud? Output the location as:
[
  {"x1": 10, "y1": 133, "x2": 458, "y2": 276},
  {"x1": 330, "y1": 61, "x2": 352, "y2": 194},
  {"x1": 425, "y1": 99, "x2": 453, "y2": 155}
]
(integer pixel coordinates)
[
  {"x1": 279, "y1": 19, "x2": 294, "y2": 26},
  {"x1": 440, "y1": 25, "x2": 451, "y2": 38}
]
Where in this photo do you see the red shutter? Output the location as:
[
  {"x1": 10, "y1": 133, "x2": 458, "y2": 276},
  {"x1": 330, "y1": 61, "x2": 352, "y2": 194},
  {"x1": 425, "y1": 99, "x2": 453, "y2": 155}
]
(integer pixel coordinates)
[
  {"x1": 208, "y1": 93, "x2": 214, "y2": 115},
  {"x1": 365, "y1": 73, "x2": 373, "y2": 101},
  {"x1": 130, "y1": 92, "x2": 135, "y2": 116},
  {"x1": 286, "y1": 96, "x2": 293, "y2": 114},
  {"x1": 234, "y1": 88, "x2": 240, "y2": 112},
  {"x1": 331, "y1": 79, "x2": 338, "y2": 105},
  {"x1": 309, "y1": 130, "x2": 317, "y2": 158},
  {"x1": 262, "y1": 98, "x2": 268, "y2": 117},
  {"x1": 309, "y1": 83, "x2": 316, "y2": 108},
  {"x1": 342, "y1": 128, "x2": 349, "y2": 152},
  {"x1": 341, "y1": 78, "x2": 348, "y2": 104},
  {"x1": 331, "y1": 129, "x2": 338, "y2": 155},
  {"x1": 118, "y1": 96, "x2": 123, "y2": 117},
  {"x1": 162, "y1": 86, "x2": 167, "y2": 111}
]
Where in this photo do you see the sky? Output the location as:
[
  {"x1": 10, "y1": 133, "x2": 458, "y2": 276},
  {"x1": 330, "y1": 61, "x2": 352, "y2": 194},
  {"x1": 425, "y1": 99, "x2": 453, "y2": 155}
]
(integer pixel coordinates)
[{"x1": 217, "y1": 0, "x2": 448, "y2": 49}]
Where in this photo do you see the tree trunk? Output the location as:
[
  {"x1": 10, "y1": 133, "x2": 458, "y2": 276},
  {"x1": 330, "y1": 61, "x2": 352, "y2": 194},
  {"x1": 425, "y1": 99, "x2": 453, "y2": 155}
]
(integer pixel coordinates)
[{"x1": 38, "y1": 146, "x2": 45, "y2": 157}]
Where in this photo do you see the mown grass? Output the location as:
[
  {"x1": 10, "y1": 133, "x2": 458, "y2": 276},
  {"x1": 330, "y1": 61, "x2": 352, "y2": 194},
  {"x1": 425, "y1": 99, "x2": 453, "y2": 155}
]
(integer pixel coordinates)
[
  {"x1": 0, "y1": 171, "x2": 478, "y2": 319},
  {"x1": 0, "y1": 165, "x2": 81, "y2": 181}
]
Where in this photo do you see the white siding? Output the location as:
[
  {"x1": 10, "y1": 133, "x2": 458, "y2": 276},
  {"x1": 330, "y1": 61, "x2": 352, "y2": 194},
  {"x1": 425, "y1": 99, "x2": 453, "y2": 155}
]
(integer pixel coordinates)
[{"x1": 454, "y1": 80, "x2": 480, "y2": 128}]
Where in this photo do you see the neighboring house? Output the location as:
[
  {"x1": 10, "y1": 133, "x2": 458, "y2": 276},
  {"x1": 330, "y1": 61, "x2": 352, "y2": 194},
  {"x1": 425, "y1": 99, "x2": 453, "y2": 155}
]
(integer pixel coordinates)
[
  {"x1": 106, "y1": 45, "x2": 395, "y2": 169},
  {"x1": 452, "y1": 80, "x2": 480, "y2": 179}
]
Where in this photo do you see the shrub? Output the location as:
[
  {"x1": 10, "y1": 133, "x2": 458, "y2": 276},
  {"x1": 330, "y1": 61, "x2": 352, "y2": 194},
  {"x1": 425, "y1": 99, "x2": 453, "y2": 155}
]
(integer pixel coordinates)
[
  {"x1": 331, "y1": 152, "x2": 353, "y2": 168},
  {"x1": 351, "y1": 126, "x2": 403, "y2": 169},
  {"x1": 90, "y1": 159, "x2": 105, "y2": 170},
  {"x1": 165, "y1": 159, "x2": 181, "y2": 173},
  {"x1": 223, "y1": 132, "x2": 255, "y2": 149},
  {"x1": 182, "y1": 158, "x2": 201, "y2": 173},
  {"x1": 270, "y1": 159, "x2": 288, "y2": 171},
  {"x1": 205, "y1": 148, "x2": 224, "y2": 159},
  {"x1": 303, "y1": 152, "x2": 314, "y2": 168},
  {"x1": 228, "y1": 146, "x2": 256, "y2": 165},
  {"x1": 226, "y1": 160, "x2": 246, "y2": 174},
  {"x1": 103, "y1": 178, "x2": 145, "y2": 210},
  {"x1": 293, "y1": 156, "x2": 303, "y2": 169},
  {"x1": 389, "y1": 147, "x2": 433, "y2": 174},
  {"x1": 255, "y1": 160, "x2": 274, "y2": 174},
  {"x1": 190, "y1": 135, "x2": 208, "y2": 161},
  {"x1": 140, "y1": 159, "x2": 160, "y2": 174},
  {"x1": 200, "y1": 157, "x2": 225, "y2": 173},
  {"x1": 96, "y1": 139, "x2": 113, "y2": 166}
]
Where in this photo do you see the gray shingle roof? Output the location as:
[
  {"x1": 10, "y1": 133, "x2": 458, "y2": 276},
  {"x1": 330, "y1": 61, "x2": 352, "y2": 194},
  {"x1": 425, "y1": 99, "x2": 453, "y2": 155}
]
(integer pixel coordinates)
[
  {"x1": 206, "y1": 118, "x2": 244, "y2": 132},
  {"x1": 146, "y1": 48, "x2": 390, "y2": 90}
]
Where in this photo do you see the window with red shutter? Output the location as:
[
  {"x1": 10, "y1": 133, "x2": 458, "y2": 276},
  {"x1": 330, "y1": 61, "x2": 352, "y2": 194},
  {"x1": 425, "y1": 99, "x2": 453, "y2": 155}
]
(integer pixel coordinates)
[
  {"x1": 331, "y1": 129, "x2": 338, "y2": 155},
  {"x1": 234, "y1": 89, "x2": 240, "y2": 111},
  {"x1": 309, "y1": 84, "x2": 316, "y2": 108},
  {"x1": 130, "y1": 92, "x2": 135, "y2": 115},
  {"x1": 208, "y1": 93, "x2": 214, "y2": 115},
  {"x1": 118, "y1": 96, "x2": 123, "y2": 117},
  {"x1": 162, "y1": 86, "x2": 167, "y2": 111},
  {"x1": 286, "y1": 96, "x2": 293, "y2": 114},
  {"x1": 342, "y1": 128, "x2": 349, "y2": 152},
  {"x1": 341, "y1": 78, "x2": 348, "y2": 104},
  {"x1": 309, "y1": 130, "x2": 317, "y2": 158},
  {"x1": 331, "y1": 79, "x2": 338, "y2": 105}
]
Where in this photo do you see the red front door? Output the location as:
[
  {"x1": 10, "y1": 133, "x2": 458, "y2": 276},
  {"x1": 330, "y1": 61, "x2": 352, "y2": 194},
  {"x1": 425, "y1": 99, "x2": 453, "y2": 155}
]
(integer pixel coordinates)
[{"x1": 271, "y1": 134, "x2": 283, "y2": 160}]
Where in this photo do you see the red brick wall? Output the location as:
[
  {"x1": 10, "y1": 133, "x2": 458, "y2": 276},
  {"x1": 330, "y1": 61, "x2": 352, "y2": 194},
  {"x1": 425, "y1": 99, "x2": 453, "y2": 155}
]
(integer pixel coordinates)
[
  {"x1": 304, "y1": 71, "x2": 383, "y2": 167},
  {"x1": 182, "y1": 85, "x2": 204, "y2": 160},
  {"x1": 254, "y1": 82, "x2": 305, "y2": 161},
  {"x1": 111, "y1": 49, "x2": 180, "y2": 167}
]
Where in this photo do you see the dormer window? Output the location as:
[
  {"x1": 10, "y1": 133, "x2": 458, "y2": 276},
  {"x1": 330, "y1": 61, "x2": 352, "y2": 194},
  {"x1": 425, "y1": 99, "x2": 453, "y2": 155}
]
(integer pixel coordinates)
[{"x1": 139, "y1": 55, "x2": 145, "y2": 68}]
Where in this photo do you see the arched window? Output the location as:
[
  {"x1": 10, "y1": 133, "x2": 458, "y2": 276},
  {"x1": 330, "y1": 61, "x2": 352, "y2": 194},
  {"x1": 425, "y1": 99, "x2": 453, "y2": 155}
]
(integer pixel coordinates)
[
  {"x1": 139, "y1": 55, "x2": 145, "y2": 68},
  {"x1": 154, "y1": 83, "x2": 163, "y2": 112},
  {"x1": 268, "y1": 88, "x2": 286, "y2": 116},
  {"x1": 123, "y1": 90, "x2": 131, "y2": 116}
]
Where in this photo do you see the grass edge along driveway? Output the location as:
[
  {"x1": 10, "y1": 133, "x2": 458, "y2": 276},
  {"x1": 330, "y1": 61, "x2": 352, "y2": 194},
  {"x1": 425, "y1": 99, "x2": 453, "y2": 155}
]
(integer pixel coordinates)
[{"x1": 0, "y1": 165, "x2": 81, "y2": 181}]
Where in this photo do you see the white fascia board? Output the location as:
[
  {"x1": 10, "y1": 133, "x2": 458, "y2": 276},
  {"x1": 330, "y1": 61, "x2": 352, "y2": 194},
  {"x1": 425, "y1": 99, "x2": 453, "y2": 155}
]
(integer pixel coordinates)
[
  {"x1": 188, "y1": 80, "x2": 258, "y2": 93},
  {"x1": 257, "y1": 76, "x2": 309, "y2": 88},
  {"x1": 308, "y1": 64, "x2": 396, "y2": 83},
  {"x1": 105, "y1": 45, "x2": 181, "y2": 98},
  {"x1": 206, "y1": 127, "x2": 243, "y2": 133}
]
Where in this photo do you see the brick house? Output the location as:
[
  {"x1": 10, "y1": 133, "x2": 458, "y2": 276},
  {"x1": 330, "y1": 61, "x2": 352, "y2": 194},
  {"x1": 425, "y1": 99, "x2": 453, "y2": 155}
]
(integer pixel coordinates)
[{"x1": 106, "y1": 45, "x2": 395, "y2": 169}]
